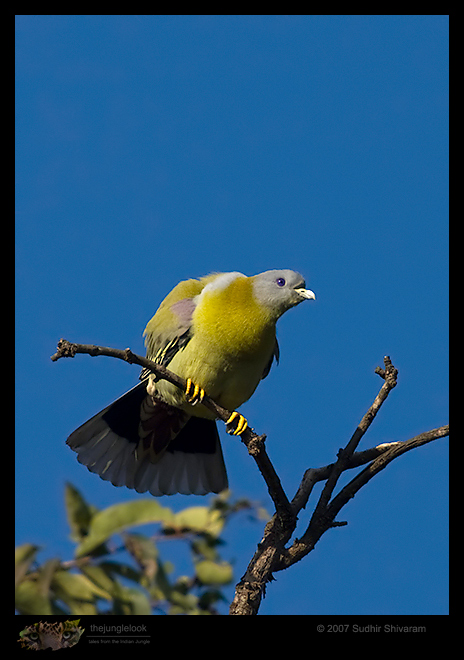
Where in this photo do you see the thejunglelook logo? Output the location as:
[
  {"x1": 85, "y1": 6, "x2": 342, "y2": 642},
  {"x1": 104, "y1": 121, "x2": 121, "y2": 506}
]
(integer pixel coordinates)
[{"x1": 17, "y1": 619, "x2": 84, "y2": 651}]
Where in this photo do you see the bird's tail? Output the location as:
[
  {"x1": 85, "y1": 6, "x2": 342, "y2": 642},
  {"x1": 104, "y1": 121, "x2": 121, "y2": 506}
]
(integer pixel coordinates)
[{"x1": 66, "y1": 383, "x2": 228, "y2": 496}]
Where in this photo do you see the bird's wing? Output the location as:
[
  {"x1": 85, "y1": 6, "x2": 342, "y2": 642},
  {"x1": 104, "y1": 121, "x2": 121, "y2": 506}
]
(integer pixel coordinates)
[
  {"x1": 141, "y1": 276, "x2": 216, "y2": 380},
  {"x1": 261, "y1": 338, "x2": 280, "y2": 380}
]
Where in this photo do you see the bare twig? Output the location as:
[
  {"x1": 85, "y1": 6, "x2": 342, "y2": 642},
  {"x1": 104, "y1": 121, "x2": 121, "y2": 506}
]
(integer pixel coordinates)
[
  {"x1": 53, "y1": 342, "x2": 448, "y2": 616},
  {"x1": 52, "y1": 339, "x2": 293, "y2": 519},
  {"x1": 309, "y1": 356, "x2": 398, "y2": 524},
  {"x1": 290, "y1": 441, "x2": 403, "y2": 513},
  {"x1": 228, "y1": 357, "x2": 447, "y2": 615},
  {"x1": 277, "y1": 424, "x2": 449, "y2": 572}
]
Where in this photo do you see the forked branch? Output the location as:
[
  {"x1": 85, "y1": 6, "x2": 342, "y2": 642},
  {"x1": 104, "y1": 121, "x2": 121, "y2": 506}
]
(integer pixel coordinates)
[
  {"x1": 52, "y1": 339, "x2": 293, "y2": 519},
  {"x1": 52, "y1": 342, "x2": 448, "y2": 616}
]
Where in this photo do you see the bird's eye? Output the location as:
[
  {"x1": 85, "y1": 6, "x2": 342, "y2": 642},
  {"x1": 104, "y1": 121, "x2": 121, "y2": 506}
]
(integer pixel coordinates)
[{"x1": 276, "y1": 278, "x2": 286, "y2": 287}]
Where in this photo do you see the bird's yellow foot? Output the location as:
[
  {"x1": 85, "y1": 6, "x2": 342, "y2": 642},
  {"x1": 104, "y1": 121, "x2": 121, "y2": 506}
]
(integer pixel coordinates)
[
  {"x1": 185, "y1": 378, "x2": 205, "y2": 406},
  {"x1": 226, "y1": 411, "x2": 248, "y2": 435}
]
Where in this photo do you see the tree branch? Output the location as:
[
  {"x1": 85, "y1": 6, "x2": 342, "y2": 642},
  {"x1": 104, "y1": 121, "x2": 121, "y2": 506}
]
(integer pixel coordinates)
[
  {"x1": 277, "y1": 424, "x2": 449, "y2": 572},
  {"x1": 52, "y1": 339, "x2": 294, "y2": 520},
  {"x1": 228, "y1": 357, "x2": 447, "y2": 615},
  {"x1": 308, "y1": 356, "x2": 398, "y2": 523},
  {"x1": 53, "y1": 342, "x2": 448, "y2": 616}
]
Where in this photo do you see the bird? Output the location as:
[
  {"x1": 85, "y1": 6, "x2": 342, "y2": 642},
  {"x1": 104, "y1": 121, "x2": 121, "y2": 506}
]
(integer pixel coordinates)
[{"x1": 67, "y1": 270, "x2": 315, "y2": 496}]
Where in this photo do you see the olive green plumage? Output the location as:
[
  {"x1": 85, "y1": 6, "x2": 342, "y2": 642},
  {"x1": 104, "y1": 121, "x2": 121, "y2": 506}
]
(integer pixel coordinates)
[{"x1": 67, "y1": 270, "x2": 315, "y2": 495}]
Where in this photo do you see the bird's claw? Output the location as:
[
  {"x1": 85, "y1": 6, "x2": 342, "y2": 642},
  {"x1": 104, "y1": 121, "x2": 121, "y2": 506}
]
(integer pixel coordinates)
[
  {"x1": 226, "y1": 411, "x2": 248, "y2": 435},
  {"x1": 185, "y1": 378, "x2": 205, "y2": 406}
]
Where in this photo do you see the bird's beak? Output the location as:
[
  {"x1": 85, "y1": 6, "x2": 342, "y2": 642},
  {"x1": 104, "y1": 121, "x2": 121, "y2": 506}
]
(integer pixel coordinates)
[{"x1": 295, "y1": 288, "x2": 316, "y2": 301}]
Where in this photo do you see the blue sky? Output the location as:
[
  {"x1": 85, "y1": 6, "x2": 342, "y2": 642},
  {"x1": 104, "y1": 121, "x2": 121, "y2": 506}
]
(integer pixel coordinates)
[{"x1": 16, "y1": 15, "x2": 448, "y2": 616}]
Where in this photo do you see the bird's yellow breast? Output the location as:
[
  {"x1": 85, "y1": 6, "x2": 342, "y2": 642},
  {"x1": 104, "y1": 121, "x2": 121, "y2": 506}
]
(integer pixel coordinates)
[
  {"x1": 193, "y1": 275, "x2": 275, "y2": 358},
  {"x1": 153, "y1": 275, "x2": 277, "y2": 415}
]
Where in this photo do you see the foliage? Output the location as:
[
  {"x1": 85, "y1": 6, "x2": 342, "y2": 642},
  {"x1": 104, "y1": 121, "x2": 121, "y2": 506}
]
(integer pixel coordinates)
[{"x1": 15, "y1": 483, "x2": 267, "y2": 615}]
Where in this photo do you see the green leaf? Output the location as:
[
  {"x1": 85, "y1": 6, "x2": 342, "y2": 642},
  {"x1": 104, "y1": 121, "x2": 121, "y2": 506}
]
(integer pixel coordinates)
[
  {"x1": 48, "y1": 570, "x2": 106, "y2": 615},
  {"x1": 37, "y1": 558, "x2": 61, "y2": 595},
  {"x1": 149, "y1": 559, "x2": 173, "y2": 602},
  {"x1": 112, "y1": 583, "x2": 153, "y2": 615},
  {"x1": 124, "y1": 533, "x2": 159, "y2": 585},
  {"x1": 65, "y1": 482, "x2": 99, "y2": 542},
  {"x1": 52, "y1": 569, "x2": 111, "y2": 602},
  {"x1": 169, "y1": 588, "x2": 199, "y2": 613},
  {"x1": 121, "y1": 587, "x2": 153, "y2": 615},
  {"x1": 164, "y1": 506, "x2": 225, "y2": 537},
  {"x1": 15, "y1": 543, "x2": 39, "y2": 568},
  {"x1": 80, "y1": 564, "x2": 118, "y2": 596},
  {"x1": 98, "y1": 560, "x2": 141, "y2": 584},
  {"x1": 124, "y1": 532, "x2": 158, "y2": 564},
  {"x1": 15, "y1": 544, "x2": 39, "y2": 587},
  {"x1": 191, "y1": 536, "x2": 220, "y2": 561},
  {"x1": 195, "y1": 560, "x2": 233, "y2": 586},
  {"x1": 75, "y1": 499, "x2": 174, "y2": 557},
  {"x1": 15, "y1": 579, "x2": 53, "y2": 615}
]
